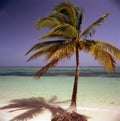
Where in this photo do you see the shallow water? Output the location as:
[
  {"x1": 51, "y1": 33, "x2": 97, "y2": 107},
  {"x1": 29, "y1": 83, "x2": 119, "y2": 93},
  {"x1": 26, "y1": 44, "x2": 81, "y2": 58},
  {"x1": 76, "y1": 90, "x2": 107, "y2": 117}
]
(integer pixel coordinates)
[{"x1": 0, "y1": 66, "x2": 120, "y2": 109}]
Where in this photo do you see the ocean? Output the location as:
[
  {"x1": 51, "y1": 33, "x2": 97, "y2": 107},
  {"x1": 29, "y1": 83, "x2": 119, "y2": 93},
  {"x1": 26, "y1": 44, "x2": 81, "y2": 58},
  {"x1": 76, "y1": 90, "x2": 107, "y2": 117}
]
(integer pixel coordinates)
[{"x1": 0, "y1": 66, "x2": 120, "y2": 109}]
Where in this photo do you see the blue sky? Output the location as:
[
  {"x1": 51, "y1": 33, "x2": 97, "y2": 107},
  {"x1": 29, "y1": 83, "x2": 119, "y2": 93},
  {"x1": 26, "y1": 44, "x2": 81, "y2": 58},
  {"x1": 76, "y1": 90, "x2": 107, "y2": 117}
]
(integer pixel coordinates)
[{"x1": 0, "y1": 0, "x2": 120, "y2": 67}]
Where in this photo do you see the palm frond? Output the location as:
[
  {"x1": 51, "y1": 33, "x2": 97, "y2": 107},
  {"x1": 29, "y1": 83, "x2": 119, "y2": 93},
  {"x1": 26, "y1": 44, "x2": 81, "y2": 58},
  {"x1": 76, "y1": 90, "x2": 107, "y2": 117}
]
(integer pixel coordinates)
[
  {"x1": 82, "y1": 40, "x2": 120, "y2": 61},
  {"x1": 81, "y1": 13, "x2": 109, "y2": 38},
  {"x1": 25, "y1": 40, "x2": 65, "y2": 56},
  {"x1": 48, "y1": 12, "x2": 66, "y2": 23},
  {"x1": 35, "y1": 17, "x2": 58, "y2": 30},
  {"x1": 92, "y1": 40, "x2": 120, "y2": 61},
  {"x1": 34, "y1": 58, "x2": 59, "y2": 77},
  {"x1": 26, "y1": 40, "x2": 66, "y2": 62},
  {"x1": 40, "y1": 23, "x2": 77, "y2": 39},
  {"x1": 40, "y1": 32, "x2": 62, "y2": 39},
  {"x1": 26, "y1": 47, "x2": 48, "y2": 62},
  {"x1": 45, "y1": 40, "x2": 76, "y2": 61},
  {"x1": 76, "y1": 8, "x2": 83, "y2": 32},
  {"x1": 53, "y1": 0, "x2": 76, "y2": 26},
  {"x1": 79, "y1": 41, "x2": 116, "y2": 72},
  {"x1": 33, "y1": 40, "x2": 76, "y2": 77}
]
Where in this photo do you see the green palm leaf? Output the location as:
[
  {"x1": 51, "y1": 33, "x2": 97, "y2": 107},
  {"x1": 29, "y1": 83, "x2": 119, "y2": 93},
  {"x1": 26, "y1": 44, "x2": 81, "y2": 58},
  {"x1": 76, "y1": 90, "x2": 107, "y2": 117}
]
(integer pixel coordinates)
[
  {"x1": 87, "y1": 40, "x2": 120, "y2": 61},
  {"x1": 53, "y1": 0, "x2": 76, "y2": 26},
  {"x1": 79, "y1": 41, "x2": 116, "y2": 72},
  {"x1": 45, "y1": 40, "x2": 76, "y2": 61},
  {"x1": 81, "y1": 13, "x2": 109, "y2": 38},
  {"x1": 90, "y1": 46, "x2": 116, "y2": 72},
  {"x1": 26, "y1": 40, "x2": 65, "y2": 62},
  {"x1": 35, "y1": 17, "x2": 58, "y2": 30},
  {"x1": 48, "y1": 12, "x2": 66, "y2": 23},
  {"x1": 40, "y1": 23, "x2": 77, "y2": 39},
  {"x1": 25, "y1": 40, "x2": 65, "y2": 55},
  {"x1": 76, "y1": 7, "x2": 83, "y2": 32},
  {"x1": 34, "y1": 58, "x2": 59, "y2": 77},
  {"x1": 33, "y1": 41, "x2": 77, "y2": 78},
  {"x1": 34, "y1": 41, "x2": 76, "y2": 78}
]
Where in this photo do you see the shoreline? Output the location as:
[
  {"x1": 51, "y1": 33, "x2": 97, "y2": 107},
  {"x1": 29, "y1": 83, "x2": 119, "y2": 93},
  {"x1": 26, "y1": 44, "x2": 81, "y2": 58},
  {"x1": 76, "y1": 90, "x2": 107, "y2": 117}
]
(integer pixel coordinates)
[{"x1": 0, "y1": 104, "x2": 120, "y2": 121}]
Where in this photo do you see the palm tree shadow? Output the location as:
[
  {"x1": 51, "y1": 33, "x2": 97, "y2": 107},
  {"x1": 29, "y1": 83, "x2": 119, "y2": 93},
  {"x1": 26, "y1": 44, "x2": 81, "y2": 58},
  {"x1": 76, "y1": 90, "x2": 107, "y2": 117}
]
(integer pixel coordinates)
[
  {"x1": 0, "y1": 96, "x2": 88, "y2": 121},
  {"x1": 0, "y1": 96, "x2": 69, "y2": 121}
]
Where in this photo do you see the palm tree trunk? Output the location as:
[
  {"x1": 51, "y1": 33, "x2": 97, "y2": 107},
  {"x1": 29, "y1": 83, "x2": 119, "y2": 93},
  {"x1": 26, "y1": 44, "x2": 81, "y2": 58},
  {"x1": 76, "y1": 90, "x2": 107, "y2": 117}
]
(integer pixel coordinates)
[{"x1": 70, "y1": 45, "x2": 80, "y2": 109}]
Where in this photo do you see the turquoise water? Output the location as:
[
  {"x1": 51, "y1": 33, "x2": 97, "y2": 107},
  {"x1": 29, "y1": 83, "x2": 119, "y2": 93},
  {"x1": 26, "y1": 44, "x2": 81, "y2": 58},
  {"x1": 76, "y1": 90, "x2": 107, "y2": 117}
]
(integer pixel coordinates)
[{"x1": 0, "y1": 66, "x2": 120, "y2": 109}]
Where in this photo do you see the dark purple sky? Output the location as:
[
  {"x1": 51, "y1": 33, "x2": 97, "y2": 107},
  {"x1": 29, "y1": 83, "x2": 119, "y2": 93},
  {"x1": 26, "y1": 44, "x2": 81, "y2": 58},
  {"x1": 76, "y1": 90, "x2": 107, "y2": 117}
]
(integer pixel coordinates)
[{"x1": 0, "y1": 0, "x2": 120, "y2": 67}]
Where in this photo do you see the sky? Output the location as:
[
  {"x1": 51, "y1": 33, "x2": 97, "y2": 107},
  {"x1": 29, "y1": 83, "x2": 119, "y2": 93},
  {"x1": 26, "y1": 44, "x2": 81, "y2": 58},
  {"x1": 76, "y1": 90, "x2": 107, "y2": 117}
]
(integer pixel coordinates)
[{"x1": 0, "y1": 0, "x2": 120, "y2": 67}]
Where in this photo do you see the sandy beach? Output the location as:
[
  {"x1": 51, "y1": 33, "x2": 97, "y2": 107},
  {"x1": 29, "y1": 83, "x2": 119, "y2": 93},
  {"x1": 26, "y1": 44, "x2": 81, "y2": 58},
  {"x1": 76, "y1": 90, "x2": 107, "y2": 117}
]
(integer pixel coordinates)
[
  {"x1": 0, "y1": 105, "x2": 120, "y2": 121},
  {"x1": 0, "y1": 67, "x2": 120, "y2": 121}
]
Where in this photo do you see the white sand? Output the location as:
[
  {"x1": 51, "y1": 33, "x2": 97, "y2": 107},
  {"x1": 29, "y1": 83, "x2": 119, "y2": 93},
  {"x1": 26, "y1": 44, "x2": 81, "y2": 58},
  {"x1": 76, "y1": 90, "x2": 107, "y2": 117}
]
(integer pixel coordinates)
[
  {"x1": 0, "y1": 106, "x2": 120, "y2": 121},
  {"x1": 0, "y1": 109, "x2": 52, "y2": 121},
  {"x1": 78, "y1": 107, "x2": 120, "y2": 121}
]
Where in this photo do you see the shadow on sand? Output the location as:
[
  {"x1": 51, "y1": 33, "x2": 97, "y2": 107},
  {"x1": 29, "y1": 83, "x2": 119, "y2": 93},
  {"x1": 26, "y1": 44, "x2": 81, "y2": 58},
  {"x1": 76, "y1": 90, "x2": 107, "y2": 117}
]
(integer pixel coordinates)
[{"x1": 0, "y1": 96, "x2": 87, "y2": 121}]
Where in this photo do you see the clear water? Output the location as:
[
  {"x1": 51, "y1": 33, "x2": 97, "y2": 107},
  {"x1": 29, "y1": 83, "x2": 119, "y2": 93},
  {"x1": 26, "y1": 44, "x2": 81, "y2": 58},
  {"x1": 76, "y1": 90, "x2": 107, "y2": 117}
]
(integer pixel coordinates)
[{"x1": 0, "y1": 66, "x2": 120, "y2": 109}]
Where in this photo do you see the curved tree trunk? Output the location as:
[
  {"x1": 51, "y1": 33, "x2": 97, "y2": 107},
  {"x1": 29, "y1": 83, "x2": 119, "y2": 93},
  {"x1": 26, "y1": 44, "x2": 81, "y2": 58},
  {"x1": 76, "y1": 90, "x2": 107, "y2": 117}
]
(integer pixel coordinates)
[{"x1": 69, "y1": 45, "x2": 80, "y2": 111}]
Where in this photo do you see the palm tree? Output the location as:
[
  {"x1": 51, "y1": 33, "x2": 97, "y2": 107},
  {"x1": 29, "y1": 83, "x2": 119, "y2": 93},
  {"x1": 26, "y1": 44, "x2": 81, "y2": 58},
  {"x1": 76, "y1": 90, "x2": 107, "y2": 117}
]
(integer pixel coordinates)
[{"x1": 25, "y1": 0, "x2": 120, "y2": 120}]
